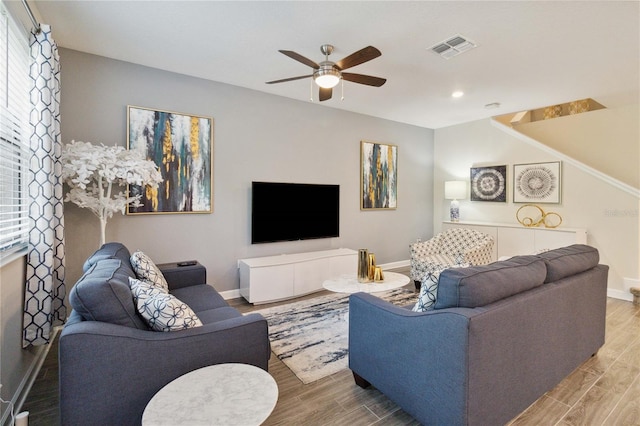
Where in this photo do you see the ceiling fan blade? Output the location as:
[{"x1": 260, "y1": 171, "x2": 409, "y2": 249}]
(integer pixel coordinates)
[
  {"x1": 319, "y1": 87, "x2": 332, "y2": 101},
  {"x1": 279, "y1": 50, "x2": 320, "y2": 69},
  {"x1": 335, "y1": 46, "x2": 382, "y2": 70},
  {"x1": 342, "y1": 73, "x2": 387, "y2": 87},
  {"x1": 266, "y1": 75, "x2": 313, "y2": 84}
]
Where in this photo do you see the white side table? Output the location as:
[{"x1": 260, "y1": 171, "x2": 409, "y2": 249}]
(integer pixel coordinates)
[
  {"x1": 322, "y1": 271, "x2": 410, "y2": 293},
  {"x1": 142, "y1": 363, "x2": 278, "y2": 426}
]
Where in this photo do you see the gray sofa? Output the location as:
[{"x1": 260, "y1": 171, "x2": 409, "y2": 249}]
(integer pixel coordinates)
[
  {"x1": 59, "y1": 242, "x2": 270, "y2": 426},
  {"x1": 349, "y1": 244, "x2": 608, "y2": 426}
]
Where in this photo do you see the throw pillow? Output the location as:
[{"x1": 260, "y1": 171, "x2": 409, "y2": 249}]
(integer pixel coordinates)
[
  {"x1": 130, "y1": 250, "x2": 169, "y2": 292},
  {"x1": 412, "y1": 263, "x2": 452, "y2": 312},
  {"x1": 129, "y1": 277, "x2": 203, "y2": 331}
]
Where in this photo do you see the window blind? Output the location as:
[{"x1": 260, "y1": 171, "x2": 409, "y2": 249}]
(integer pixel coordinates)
[{"x1": 0, "y1": 4, "x2": 30, "y2": 260}]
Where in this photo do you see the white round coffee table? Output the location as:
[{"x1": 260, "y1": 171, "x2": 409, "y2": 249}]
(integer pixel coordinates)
[
  {"x1": 322, "y1": 271, "x2": 410, "y2": 293},
  {"x1": 142, "y1": 363, "x2": 278, "y2": 426}
]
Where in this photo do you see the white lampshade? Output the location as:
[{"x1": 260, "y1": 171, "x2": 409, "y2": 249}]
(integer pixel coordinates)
[
  {"x1": 444, "y1": 181, "x2": 467, "y2": 200},
  {"x1": 314, "y1": 69, "x2": 341, "y2": 89}
]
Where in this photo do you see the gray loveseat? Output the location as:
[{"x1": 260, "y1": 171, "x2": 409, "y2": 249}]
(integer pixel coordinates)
[
  {"x1": 59, "y1": 242, "x2": 270, "y2": 426},
  {"x1": 349, "y1": 244, "x2": 608, "y2": 426}
]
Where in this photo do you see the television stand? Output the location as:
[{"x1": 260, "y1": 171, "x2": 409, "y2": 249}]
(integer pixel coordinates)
[{"x1": 238, "y1": 248, "x2": 358, "y2": 304}]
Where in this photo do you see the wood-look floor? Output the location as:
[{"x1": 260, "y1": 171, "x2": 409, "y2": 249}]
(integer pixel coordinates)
[{"x1": 22, "y1": 277, "x2": 640, "y2": 426}]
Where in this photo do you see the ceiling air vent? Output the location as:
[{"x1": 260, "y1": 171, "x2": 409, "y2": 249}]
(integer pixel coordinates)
[{"x1": 430, "y1": 34, "x2": 477, "y2": 59}]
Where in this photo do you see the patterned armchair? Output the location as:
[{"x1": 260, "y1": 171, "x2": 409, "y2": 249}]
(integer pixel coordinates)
[{"x1": 410, "y1": 228, "x2": 495, "y2": 289}]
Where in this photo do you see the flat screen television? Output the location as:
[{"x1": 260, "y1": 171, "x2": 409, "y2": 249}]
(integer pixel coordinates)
[{"x1": 251, "y1": 181, "x2": 340, "y2": 244}]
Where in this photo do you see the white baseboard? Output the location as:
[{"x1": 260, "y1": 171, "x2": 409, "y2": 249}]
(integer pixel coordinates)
[
  {"x1": 2, "y1": 327, "x2": 60, "y2": 425},
  {"x1": 607, "y1": 288, "x2": 633, "y2": 302},
  {"x1": 380, "y1": 259, "x2": 410, "y2": 270},
  {"x1": 220, "y1": 288, "x2": 242, "y2": 300},
  {"x1": 623, "y1": 277, "x2": 640, "y2": 292}
]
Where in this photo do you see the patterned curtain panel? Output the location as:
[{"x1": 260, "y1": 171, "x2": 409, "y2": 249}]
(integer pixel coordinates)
[{"x1": 23, "y1": 25, "x2": 66, "y2": 347}]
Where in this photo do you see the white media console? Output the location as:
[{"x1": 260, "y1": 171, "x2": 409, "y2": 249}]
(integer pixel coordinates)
[{"x1": 238, "y1": 248, "x2": 358, "y2": 304}]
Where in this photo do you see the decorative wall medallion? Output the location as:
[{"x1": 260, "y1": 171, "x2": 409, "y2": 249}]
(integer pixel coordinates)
[
  {"x1": 513, "y1": 161, "x2": 561, "y2": 204},
  {"x1": 470, "y1": 165, "x2": 507, "y2": 202}
]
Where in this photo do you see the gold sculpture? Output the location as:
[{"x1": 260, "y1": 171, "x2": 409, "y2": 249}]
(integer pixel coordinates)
[
  {"x1": 357, "y1": 249, "x2": 385, "y2": 283},
  {"x1": 373, "y1": 267, "x2": 384, "y2": 282},
  {"x1": 357, "y1": 249, "x2": 371, "y2": 283},
  {"x1": 516, "y1": 204, "x2": 562, "y2": 228},
  {"x1": 367, "y1": 253, "x2": 376, "y2": 281}
]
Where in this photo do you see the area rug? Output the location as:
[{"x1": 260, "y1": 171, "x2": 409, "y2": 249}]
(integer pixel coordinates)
[{"x1": 251, "y1": 288, "x2": 416, "y2": 384}]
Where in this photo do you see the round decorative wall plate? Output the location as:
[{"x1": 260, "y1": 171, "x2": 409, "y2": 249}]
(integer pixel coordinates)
[
  {"x1": 513, "y1": 162, "x2": 561, "y2": 204},
  {"x1": 470, "y1": 165, "x2": 506, "y2": 202}
]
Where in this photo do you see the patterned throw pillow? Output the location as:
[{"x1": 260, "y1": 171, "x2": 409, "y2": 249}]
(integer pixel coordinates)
[
  {"x1": 412, "y1": 267, "x2": 446, "y2": 312},
  {"x1": 412, "y1": 263, "x2": 469, "y2": 312},
  {"x1": 130, "y1": 251, "x2": 169, "y2": 292},
  {"x1": 129, "y1": 277, "x2": 202, "y2": 331}
]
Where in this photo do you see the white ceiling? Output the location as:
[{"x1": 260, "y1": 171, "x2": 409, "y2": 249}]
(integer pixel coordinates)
[{"x1": 25, "y1": 1, "x2": 640, "y2": 129}]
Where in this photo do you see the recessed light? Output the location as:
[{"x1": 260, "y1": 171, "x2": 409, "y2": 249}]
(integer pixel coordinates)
[{"x1": 452, "y1": 91, "x2": 464, "y2": 98}]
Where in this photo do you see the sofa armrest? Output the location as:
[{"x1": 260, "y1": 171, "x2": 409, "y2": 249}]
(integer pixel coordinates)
[
  {"x1": 348, "y1": 292, "x2": 477, "y2": 425},
  {"x1": 59, "y1": 313, "x2": 270, "y2": 426},
  {"x1": 158, "y1": 261, "x2": 206, "y2": 290}
]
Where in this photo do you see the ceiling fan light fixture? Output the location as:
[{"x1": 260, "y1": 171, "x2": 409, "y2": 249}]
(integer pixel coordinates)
[{"x1": 314, "y1": 68, "x2": 341, "y2": 88}]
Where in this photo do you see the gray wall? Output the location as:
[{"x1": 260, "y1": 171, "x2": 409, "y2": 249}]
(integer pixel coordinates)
[
  {"x1": 0, "y1": 47, "x2": 433, "y2": 421},
  {"x1": 60, "y1": 48, "x2": 435, "y2": 291},
  {"x1": 0, "y1": 256, "x2": 44, "y2": 424}
]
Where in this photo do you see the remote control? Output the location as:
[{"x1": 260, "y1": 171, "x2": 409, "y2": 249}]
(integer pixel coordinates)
[{"x1": 177, "y1": 260, "x2": 197, "y2": 267}]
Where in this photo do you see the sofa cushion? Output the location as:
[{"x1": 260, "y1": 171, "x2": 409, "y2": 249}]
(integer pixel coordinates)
[
  {"x1": 196, "y1": 306, "x2": 243, "y2": 324},
  {"x1": 130, "y1": 251, "x2": 169, "y2": 292},
  {"x1": 82, "y1": 242, "x2": 131, "y2": 273},
  {"x1": 129, "y1": 278, "x2": 202, "y2": 331},
  {"x1": 536, "y1": 244, "x2": 599, "y2": 283},
  {"x1": 69, "y1": 259, "x2": 148, "y2": 330},
  {"x1": 434, "y1": 256, "x2": 547, "y2": 309},
  {"x1": 171, "y1": 284, "x2": 228, "y2": 313}
]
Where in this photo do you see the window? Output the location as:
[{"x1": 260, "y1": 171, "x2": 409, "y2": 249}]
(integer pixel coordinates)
[{"x1": 0, "y1": 4, "x2": 30, "y2": 261}]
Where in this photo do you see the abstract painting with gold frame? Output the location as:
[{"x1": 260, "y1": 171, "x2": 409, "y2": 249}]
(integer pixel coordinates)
[
  {"x1": 361, "y1": 140, "x2": 397, "y2": 210},
  {"x1": 126, "y1": 105, "x2": 213, "y2": 214}
]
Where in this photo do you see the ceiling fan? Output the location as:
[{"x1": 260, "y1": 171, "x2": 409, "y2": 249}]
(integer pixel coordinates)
[{"x1": 266, "y1": 44, "x2": 387, "y2": 101}]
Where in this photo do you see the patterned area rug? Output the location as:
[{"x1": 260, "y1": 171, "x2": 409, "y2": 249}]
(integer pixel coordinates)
[{"x1": 252, "y1": 288, "x2": 416, "y2": 384}]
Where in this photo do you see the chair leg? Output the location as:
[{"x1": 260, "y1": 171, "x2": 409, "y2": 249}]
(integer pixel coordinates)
[
  {"x1": 352, "y1": 372, "x2": 371, "y2": 388},
  {"x1": 414, "y1": 280, "x2": 421, "y2": 291}
]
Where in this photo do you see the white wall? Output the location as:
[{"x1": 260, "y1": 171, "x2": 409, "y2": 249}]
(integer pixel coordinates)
[
  {"x1": 434, "y1": 114, "x2": 639, "y2": 298},
  {"x1": 59, "y1": 48, "x2": 435, "y2": 292}
]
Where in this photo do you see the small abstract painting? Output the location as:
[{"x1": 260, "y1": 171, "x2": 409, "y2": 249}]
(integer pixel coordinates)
[
  {"x1": 127, "y1": 105, "x2": 213, "y2": 214},
  {"x1": 470, "y1": 165, "x2": 507, "y2": 202},
  {"x1": 361, "y1": 141, "x2": 397, "y2": 210},
  {"x1": 513, "y1": 161, "x2": 561, "y2": 203}
]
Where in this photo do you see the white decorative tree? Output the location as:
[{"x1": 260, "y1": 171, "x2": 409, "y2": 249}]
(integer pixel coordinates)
[{"x1": 61, "y1": 140, "x2": 163, "y2": 246}]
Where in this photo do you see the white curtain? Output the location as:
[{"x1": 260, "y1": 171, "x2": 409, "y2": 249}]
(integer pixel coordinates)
[{"x1": 22, "y1": 24, "x2": 66, "y2": 347}]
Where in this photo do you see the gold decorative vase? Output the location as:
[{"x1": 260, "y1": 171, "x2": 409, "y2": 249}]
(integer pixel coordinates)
[
  {"x1": 373, "y1": 267, "x2": 384, "y2": 282},
  {"x1": 367, "y1": 253, "x2": 376, "y2": 281},
  {"x1": 357, "y1": 249, "x2": 371, "y2": 283}
]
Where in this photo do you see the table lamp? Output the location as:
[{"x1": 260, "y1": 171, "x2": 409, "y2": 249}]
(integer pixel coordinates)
[{"x1": 445, "y1": 181, "x2": 467, "y2": 222}]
